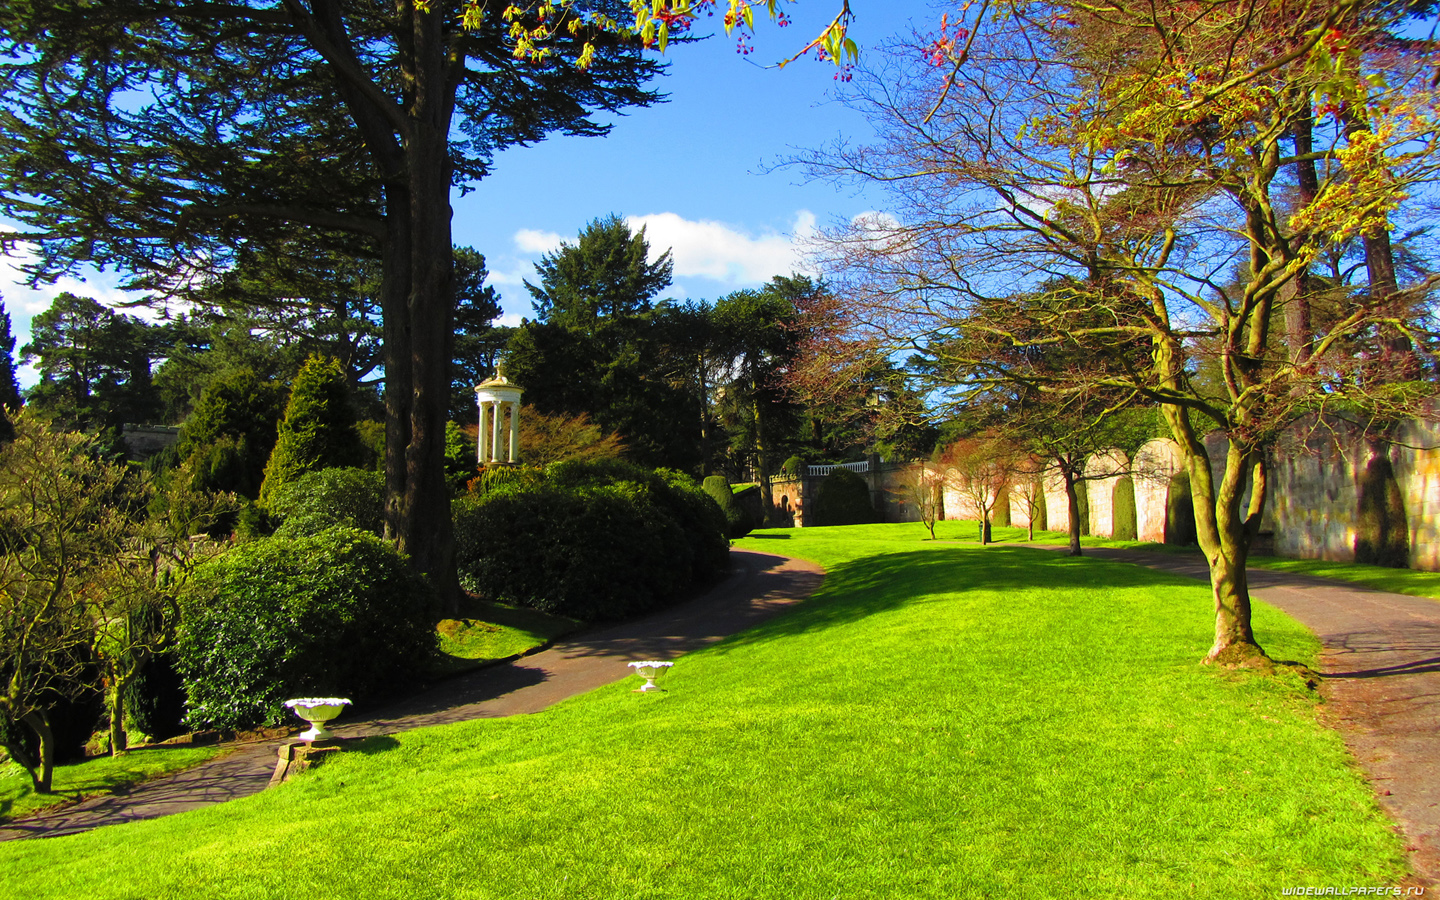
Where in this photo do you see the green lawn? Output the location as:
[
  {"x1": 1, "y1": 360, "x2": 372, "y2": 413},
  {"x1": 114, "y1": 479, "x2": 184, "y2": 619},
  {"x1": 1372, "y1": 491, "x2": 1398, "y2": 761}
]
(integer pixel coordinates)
[
  {"x1": 434, "y1": 598, "x2": 579, "y2": 676},
  {"x1": 0, "y1": 523, "x2": 1407, "y2": 897},
  {"x1": 0, "y1": 745, "x2": 222, "y2": 823},
  {"x1": 1019, "y1": 528, "x2": 1440, "y2": 601}
]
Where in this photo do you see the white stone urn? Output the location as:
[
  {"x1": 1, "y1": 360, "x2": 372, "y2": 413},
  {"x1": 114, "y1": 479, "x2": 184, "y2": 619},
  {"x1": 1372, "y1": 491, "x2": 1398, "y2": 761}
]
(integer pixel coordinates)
[
  {"x1": 627, "y1": 661, "x2": 673, "y2": 693},
  {"x1": 284, "y1": 697, "x2": 352, "y2": 741}
]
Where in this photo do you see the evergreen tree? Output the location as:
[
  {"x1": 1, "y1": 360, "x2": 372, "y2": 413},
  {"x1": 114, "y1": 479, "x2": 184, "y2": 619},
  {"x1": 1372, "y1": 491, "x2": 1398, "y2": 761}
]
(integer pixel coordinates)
[
  {"x1": 450, "y1": 247, "x2": 506, "y2": 423},
  {"x1": 0, "y1": 0, "x2": 664, "y2": 597},
  {"x1": 259, "y1": 355, "x2": 363, "y2": 508},
  {"x1": 175, "y1": 368, "x2": 287, "y2": 499},
  {"x1": 507, "y1": 216, "x2": 700, "y2": 471},
  {"x1": 0, "y1": 295, "x2": 19, "y2": 410},
  {"x1": 20, "y1": 292, "x2": 163, "y2": 440}
]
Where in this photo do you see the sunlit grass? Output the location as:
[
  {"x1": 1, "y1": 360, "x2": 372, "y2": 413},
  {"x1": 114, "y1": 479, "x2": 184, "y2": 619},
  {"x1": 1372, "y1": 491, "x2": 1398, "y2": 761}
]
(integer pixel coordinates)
[
  {"x1": 0, "y1": 745, "x2": 222, "y2": 823},
  {"x1": 434, "y1": 598, "x2": 579, "y2": 676},
  {"x1": 0, "y1": 524, "x2": 1407, "y2": 898}
]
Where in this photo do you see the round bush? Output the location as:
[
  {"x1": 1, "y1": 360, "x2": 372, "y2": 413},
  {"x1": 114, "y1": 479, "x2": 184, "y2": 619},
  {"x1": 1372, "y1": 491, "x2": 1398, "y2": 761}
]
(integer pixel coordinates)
[
  {"x1": 703, "y1": 475, "x2": 752, "y2": 539},
  {"x1": 267, "y1": 467, "x2": 384, "y2": 538},
  {"x1": 176, "y1": 527, "x2": 437, "y2": 730},
  {"x1": 455, "y1": 460, "x2": 727, "y2": 621},
  {"x1": 808, "y1": 468, "x2": 876, "y2": 526}
]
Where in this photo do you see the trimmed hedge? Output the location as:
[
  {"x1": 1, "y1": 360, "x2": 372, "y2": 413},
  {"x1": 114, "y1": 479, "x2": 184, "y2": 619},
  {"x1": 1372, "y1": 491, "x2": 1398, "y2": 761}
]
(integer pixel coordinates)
[
  {"x1": 703, "y1": 475, "x2": 755, "y2": 539},
  {"x1": 176, "y1": 527, "x2": 437, "y2": 730},
  {"x1": 455, "y1": 460, "x2": 728, "y2": 621},
  {"x1": 808, "y1": 468, "x2": 876, "y2": 526}
]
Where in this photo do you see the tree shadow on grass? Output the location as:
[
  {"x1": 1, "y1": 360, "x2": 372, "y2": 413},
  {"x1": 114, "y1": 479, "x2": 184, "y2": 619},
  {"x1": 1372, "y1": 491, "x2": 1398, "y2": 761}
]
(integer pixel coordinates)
[{"x1": 712, "y1": 545, "x2": 1204, "y2": 653}]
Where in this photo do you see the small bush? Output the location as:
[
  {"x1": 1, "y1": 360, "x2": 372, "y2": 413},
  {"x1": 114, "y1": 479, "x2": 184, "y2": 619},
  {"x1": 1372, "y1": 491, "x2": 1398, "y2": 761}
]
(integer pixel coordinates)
[
  {"x1": 455, "y1": 460, "x2": 727, "y2": 621},
  {"x1": 1112, "y1": 475, "x2": 1138, "y2": 541},
  {"x1": 703, "y1": 475, "x2": 752, "y2": 539},
  {"x1": 176, "y1": 527, "x2": 437, "y2": 730},
  {"x1": 808, "y1": 468, "x2": 876, "y2": 526},
  {"x1": 268, "y1": 467, "x2": 384, "y2": 538}
]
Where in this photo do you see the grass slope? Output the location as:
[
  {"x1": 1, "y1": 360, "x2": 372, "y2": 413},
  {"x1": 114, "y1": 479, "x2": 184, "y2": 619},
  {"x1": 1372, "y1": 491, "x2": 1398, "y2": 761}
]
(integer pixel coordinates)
[
  {"x1": 0, "y1": 524, "x2": 1406, "y2": 898},
  {"x1": 1, "y1": 746, "x2": 222, "y2": 823}
]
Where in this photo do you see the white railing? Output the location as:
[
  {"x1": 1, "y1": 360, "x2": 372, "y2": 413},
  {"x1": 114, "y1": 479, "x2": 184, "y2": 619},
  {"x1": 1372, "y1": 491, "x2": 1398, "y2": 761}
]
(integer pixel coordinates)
[{"x1": 805, "y1": 460, "x2": 870, "y2": 477}]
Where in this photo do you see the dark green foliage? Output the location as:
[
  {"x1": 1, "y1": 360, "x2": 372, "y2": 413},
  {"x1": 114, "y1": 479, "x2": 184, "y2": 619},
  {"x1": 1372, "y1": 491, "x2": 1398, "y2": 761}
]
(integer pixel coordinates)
[
  {"x1": 444, "y1": 421, "x2": 478, "y2": 490},
  {"x1": 176, "y1": 527, "x2": 437, "y2": 730},
  {"x1": 1076, "y1": 479, "x2": 1091, "y2": 537},
  {"x1": 450, "y1": 248, "x2": 506, "y2": 422},
  {"x1": 506, "y1": 216, "x2": 701, "y2": 472},
  {"x1": 703, "y1": 475, "x2": 752, "y2": 539},
  {"x1": 175, "y1": 369, "x2": 286, "y2": 499},
  {"x1": 259, "y1": 355, "x2": 363, "y2": 508},
  {"x1": 809, "y1": 469, "x2": 877, "y2": 527},
  {"x1": 454, "y1": 460, "x2": 727, "y2": 621},
  {"x1": 0, "y1": 296, "x2": 20, "y2": 411},
  {"x1": 1165, "y1": 471, "x2": 1197, "y2": 545},
  {"x1": 268, "y1": 467, "x2": 384, "y2": 539},
  {"x1": 1355, "y1": 450, "x2": 1410, "y2": 568},
  {"x1": 20, "y1": 292, "x2": 164, "y2": 442},
  {"x1": 1112, "y1": 475, "x2": 1138, "y2": 541},
  {"x1": 734, "y1": 484, "x2": 765, "y2": 532}
]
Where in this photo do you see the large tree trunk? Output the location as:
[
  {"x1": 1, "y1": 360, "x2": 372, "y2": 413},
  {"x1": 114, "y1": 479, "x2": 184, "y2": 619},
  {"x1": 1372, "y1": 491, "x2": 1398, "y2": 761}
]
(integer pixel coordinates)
[
  {"x1": 378, "y1": 5, "x2": 459, "y2": 613},
  {"x1": 1185, "y1": 439, "x2": 1267, "y2": 665},
  {"x1": 21, "y1": 710, "x2": 56, "y2": 794},
  {"x1": 1063, "y1": 469, "x2": 1083, "y2": 556},
  {"x1": 1283, "y1": 89, "x2": 1318, "y2": 367}
]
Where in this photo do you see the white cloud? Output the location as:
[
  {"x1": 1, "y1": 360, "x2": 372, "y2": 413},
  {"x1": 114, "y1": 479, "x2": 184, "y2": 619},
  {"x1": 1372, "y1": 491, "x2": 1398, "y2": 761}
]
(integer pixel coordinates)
[
  {"x1": 495, "y1": 312, "x2": 525, "y2": 328},
  {"x1": 513, "y1": 229, "x2": 564, "y2": 255},
  {"x1": 624, "y1": 211, "x2": 817, "y2": 285},
  {"x1": 0, "y1": 248, "x2": 141, "y2": 319}
]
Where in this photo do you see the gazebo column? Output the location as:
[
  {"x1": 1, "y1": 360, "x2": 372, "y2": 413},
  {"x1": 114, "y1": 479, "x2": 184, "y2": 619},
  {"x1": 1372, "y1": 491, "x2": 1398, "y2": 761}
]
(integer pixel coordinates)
[
  {"x1": 490, "y1": 401, "x2": 503, "y2": 463},
  {"x1": 512, "y1": 402, "x2": 522, "y2": 463},
  {"x1": 476, "y1": 401, "x2": 490, "y2": 464}
]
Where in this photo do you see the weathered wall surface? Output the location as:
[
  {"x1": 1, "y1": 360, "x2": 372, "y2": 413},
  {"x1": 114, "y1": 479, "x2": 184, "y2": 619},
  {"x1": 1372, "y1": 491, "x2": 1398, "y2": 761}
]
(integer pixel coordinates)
[
  {"x1": 1270, "y1": 414, "x2": 1440, "y2": 570},
  {"x1": 1133, "y1": 439, "x2": 1184, "y2": 543},
  {"x1": 1083, "y1": 450, "x2": 1129, "y2": 539},
  {"x1": 1397, "y1": 416, "x2": 1440, "y2": 571}
]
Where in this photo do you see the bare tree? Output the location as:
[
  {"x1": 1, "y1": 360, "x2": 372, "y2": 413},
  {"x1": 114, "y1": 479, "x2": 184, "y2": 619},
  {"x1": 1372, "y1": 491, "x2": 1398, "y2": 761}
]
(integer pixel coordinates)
[{"x1": 796, "y1": 1, "x2": 1440, "y2": 663}]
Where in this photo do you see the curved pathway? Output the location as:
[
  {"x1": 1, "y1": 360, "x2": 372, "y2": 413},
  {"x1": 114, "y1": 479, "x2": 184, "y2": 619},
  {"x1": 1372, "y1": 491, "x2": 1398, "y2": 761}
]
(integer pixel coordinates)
[
  {"x1": 0, "y1": 548, "x2": 824, "y2": 841},
  {"x1": 1056, "y1": 546, "x2": 1440, "y2": 884}
]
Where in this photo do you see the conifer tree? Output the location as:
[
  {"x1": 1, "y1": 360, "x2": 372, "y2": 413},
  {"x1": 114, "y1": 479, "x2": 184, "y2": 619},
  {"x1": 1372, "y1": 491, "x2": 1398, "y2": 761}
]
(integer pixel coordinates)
[
  {"x1": 259, "y1": 355, "x2": 362, "y2": 509},
  {"x1": 0, "y1": 295, "x2": 19, "y2": 411}
]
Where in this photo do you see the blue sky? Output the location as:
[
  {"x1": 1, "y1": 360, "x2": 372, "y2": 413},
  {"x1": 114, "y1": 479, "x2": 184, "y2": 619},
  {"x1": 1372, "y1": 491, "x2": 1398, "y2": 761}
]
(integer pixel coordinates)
[{"x1": 1, "y1": 4, "x2": 930, "y2": 382}]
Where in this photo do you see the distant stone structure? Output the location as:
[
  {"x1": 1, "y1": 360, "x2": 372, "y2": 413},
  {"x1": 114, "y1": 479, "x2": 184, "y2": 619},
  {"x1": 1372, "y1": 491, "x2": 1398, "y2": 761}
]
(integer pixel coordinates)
[
  {"x1": 121, "y1": 424, "x2": 180, "y2": 462},
  {"x1": 762, "y1": 411, "x2": 1440, "y2": 572}
]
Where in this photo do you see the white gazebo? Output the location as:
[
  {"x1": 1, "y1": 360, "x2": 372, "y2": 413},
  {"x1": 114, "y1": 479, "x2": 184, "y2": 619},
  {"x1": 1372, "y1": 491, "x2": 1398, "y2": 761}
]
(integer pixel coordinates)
[{"x1": 474, "y1": 365, "x2": 524, "y2": 466}]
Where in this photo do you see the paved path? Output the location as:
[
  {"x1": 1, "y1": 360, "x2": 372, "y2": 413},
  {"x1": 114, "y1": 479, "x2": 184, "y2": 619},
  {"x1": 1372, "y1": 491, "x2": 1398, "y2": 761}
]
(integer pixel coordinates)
[
  {"x1": 1049, "y1": 546, "x2": 1440, "y2": 884},
  {"x1": 0, "y1": 548, "x2": 824, "y2": 841}
]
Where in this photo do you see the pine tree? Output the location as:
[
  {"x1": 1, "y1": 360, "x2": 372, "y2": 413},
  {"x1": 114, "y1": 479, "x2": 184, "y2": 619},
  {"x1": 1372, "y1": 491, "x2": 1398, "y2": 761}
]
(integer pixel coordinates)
[
  {"x1": 259, "y1": 355, "x2": 363, "y2": 509},
  {"x1": 0, "y1": 295, "x2": 19, "y2": 410}
]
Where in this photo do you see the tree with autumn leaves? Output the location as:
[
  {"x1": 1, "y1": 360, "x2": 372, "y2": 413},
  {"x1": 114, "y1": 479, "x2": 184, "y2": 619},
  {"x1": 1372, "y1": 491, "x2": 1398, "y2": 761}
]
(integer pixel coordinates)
[{"x1": 798, "y1": 0, "x2": 1440, "y2": 664}]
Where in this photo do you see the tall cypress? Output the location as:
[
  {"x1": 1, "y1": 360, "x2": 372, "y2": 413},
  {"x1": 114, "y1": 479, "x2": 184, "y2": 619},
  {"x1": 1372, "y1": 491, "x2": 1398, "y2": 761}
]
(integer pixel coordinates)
[
  {"x1": 0, "y1": 296, "x2": 21, "y2": 410},
  {"x1": 258, "y1": 355, "x2": 363, "y2": 509}
]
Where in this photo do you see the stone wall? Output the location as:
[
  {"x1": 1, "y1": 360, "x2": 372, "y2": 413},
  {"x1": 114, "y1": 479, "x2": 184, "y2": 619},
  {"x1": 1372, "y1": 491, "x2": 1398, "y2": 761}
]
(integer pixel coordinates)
[{"x1": 761, "y1": 413, "x2": 1439, "y2": 572}]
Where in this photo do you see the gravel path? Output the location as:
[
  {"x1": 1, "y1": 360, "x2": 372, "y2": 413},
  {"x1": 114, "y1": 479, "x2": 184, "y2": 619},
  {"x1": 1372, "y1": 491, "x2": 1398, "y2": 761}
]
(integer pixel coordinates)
[{"x1": 0, "y1": 548, "x2": 824, "y2": 841}]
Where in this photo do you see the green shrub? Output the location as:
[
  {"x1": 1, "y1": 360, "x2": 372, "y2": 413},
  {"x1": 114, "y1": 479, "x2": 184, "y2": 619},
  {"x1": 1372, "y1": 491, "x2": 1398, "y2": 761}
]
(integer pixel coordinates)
[
  {"x1": 175, "y1": 369, "x2": 285, "y2": 499},
  {"x1": 703, "y1": 475, "x2": 752, "y2": 539},
  {"x1": 1112, "y1": 475, "x2": 1138, "y2": 541},
  {"x1": 176, "y1": 527, "x2": 437, "y2": 730},
  {"x1": 808, "y1": 468, "x2": 876, "y2": 526},
  {"x1": 455, "y1": 460, "x2": 726, "y2": 621},
  {"x1": 1076, "y1": 478, "x2": 1091, "y2": 536},
  {"x1": 258, "y1": 355, "x2": 363, "y2": 508},
  {"x1": 268, "y1": 467, "x2": 384, "y2": 538}
]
